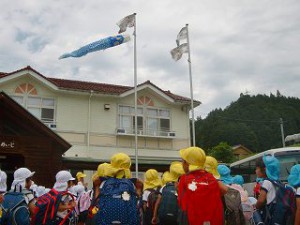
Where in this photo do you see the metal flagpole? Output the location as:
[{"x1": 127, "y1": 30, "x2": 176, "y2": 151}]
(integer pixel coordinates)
[
  {"x1": 185, "y1": 24, "x2": 196, "y2": 146},
  {"x1": 133, "y1": 13, "x2": 139, "y2": 177}
]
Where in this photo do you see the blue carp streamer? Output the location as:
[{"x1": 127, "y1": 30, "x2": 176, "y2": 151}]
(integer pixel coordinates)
[{"x1": 59, "y1": 34, "x2": 130, "y2": 59}]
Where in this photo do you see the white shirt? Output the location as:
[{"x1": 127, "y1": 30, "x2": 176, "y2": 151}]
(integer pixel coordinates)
[
  {"x1": 296, "y1": 187, "x2": 300, "y2": 198},
  {"x1": 142, "y1": 190, "x2": 151, "y2": 202},
  {"x1": 261, "y1": 180, "x2": 276, "y2": 204}
]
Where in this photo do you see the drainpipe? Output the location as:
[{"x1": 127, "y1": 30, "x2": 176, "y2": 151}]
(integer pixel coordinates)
[{"x1": 87, "y1": 90, "x2": 93, "y2": 155}]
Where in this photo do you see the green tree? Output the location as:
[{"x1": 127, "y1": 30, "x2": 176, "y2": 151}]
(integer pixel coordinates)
[{"x1": 209, "y1": 142, "x2": 235, "y2": 163}]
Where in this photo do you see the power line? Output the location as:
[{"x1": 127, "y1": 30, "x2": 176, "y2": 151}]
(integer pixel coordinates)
[{"x1": 215, "y1": 116, "x2": 288, "y2": 124}]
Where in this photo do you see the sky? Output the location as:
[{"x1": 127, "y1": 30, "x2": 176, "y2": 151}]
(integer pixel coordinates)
[{"x1": 1, "y1": 0, "x2": 300, "y2": 118}]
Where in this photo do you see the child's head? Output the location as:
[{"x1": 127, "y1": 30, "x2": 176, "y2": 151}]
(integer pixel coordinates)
[
  {"x1": 255, "y1": 158, "x2": 266, "y2": 178},
  {"x1": 217, "y1": 165, "x2": 233, "y2": 184},
  {"x1": 144, "y1": 169, "x2": 162, "y2": 190},
  {"x1": 76, "y1": 172, "x2": 86, "y2": 183},
  {"x1": 180, "y1": 147, "x2": 206, "y2": 173},
  {"x1": 288, "y1": 164, "x2": 300, "y2": 188},
  {"x1": 232, "y1": 175, "x2": 244, "y2": 186},
  {"x1": 263, "y1": 155, "x2": 280, "y2": 181}
]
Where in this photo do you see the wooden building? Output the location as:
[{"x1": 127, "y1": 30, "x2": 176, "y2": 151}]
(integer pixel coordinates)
[
  {"x1": 232, "y1": 144, "x2": 253, "y2": 160},
  {"x1": 0, "y1": 91, "x2": 71, "y2": 188}
]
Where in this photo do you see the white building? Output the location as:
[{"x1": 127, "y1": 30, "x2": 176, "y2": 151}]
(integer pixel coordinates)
[{"x1": 0, "y1": 66, "x2": 200, "y2": 176}]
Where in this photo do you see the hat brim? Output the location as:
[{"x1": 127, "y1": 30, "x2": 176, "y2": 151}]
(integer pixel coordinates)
[
  {"x1": 29, "y1": 171, "x2": 35, "y2": 178},
  {"x1": 179, "y1": 149, "x2": 186, "y2": 161}
]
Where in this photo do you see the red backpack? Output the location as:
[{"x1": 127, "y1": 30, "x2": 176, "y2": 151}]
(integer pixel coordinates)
[
  {"x1": 31, "y1": 189, "x2": 76, "y2": 225},
  {"x1": 178, "y1": 170, "x2": 223, "y2": 225}
]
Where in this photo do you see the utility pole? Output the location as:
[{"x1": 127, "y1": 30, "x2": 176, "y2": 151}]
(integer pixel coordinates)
[{"x1": 279, "y1": 118, "x2": 285, "y2": 147}]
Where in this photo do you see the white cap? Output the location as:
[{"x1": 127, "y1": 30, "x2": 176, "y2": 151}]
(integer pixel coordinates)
[
  {"x1": 36, "y1": 186, "x2": 46, "y2": 197},
  {"x1": 53, "y1": 170, "x2": 75, "y2": 192},
  {"x1": 55, "y1": 170, "x2": 75, "y2": 183},
  {"x1": 0, "y1": 170, "x2": 7, "y2": 192},
  {"x1": 14, "y1": 168, "x2": 35, "y2": 181},
  {"x1": 11, "y1": 168, "x2": 35, "y2": 191}
]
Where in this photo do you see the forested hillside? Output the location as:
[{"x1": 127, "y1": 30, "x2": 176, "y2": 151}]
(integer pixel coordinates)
[{"x1": 195, "y1": 92, "x2": 300, "y2": 153}]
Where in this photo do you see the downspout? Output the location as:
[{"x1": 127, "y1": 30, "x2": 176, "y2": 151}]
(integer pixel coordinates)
[{"x1": 87, "y1": 90, "x2": 93, "y2": 155}]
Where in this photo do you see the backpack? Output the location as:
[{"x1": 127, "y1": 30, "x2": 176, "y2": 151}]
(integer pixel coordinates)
[
  {"x1": 230, "y1": 184, "x2": 253, "y2": 222},
  {"x1": 177, "y1": 170, "x2": 224, "y2": 225},
  {"x1": 223, "y1": 187, "x2": 246, "y2": 225},
  {"x1": 265, "y1": 180, "x2": 296, "y2": 225},
  {"x1": 76, "y1": 190, "x2": 92, "y2": 213},
  {"x1": 94, "y1": 178, "x2": 139, "y2": 225},
  {"x1": 158, "y1": 182, "x2": 178, "y2": 223},
  {"x1": 1, "y1": 191, "x2": 31, "y2": 225},
  {"x1": 144, "y1": 188, "x2": 159, "y2": 225},
  {"x1": 31, "y1": 188, "x2": 76, "y2": 225}
]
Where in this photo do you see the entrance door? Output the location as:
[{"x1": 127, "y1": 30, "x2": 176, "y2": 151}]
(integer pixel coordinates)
[{"x1": 0, "y1": 154, "x2": 25, "y2": 190}]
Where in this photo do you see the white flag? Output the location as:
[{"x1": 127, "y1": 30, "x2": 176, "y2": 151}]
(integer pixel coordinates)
[
  {"x1": 176, "y1": 27, "x2": 188, "y2": 46},
  {"x1": 170, "y1": 43, "x2": 189, "y2": 61},
  {"x1": 117, "y1": 14, "x2": 135, "y2": 33}
]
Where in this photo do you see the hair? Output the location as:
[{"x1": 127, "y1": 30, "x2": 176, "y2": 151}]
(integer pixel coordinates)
[{"x1": 255, "y1": 157, "x2": 266, "y2": 169}]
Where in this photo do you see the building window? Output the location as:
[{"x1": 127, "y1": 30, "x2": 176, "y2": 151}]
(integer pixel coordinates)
[
  {"x1": 11, "y1": 83, "x2": 55, "y2": 123},
  {"x1": 118, "y1": 105, "x2": 171, "y2": 136}
]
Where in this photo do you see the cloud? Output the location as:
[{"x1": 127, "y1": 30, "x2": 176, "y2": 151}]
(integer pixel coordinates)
[{"x1": 1, "y1": 0, "x2": 300, "y2": 118}]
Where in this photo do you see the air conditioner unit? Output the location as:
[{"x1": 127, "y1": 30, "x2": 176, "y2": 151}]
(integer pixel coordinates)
[
  {"x1": 116, "y1": 128, "x2": 126, "y2": 134},
  {"x1": 47, "y1": 123, "x2": 57, "y2": 130},
  {"x1": 168, "y1": 132, "x2": 176, "y2": 137}
]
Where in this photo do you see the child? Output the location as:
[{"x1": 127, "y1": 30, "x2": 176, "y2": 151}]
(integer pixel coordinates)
[
  {"x1": 76, "y1": 171, "x2": 88, "y2": 191},
  {"x1": 1, "y1": 168, "x2": 35, "y2": 225},
  {"x1": 94, "y1": 153, "x2": 140, "y2": 225},
  {"x1": 253, "y1": 158, "x2": 267, "y2": 199},
  {"x1": 255, "y1": 155, "x2": 279, "y2": 223},
  {"x1": 288, "y1": 164, "x2": 300, "y2": 225},
  {"x1": 142, "y1": 169, "x2": 162, "y2": 225},
  {"x1": 178, "y1": 147, "x2": 225, "y2": 225},
  {"x1": 152, "y1": 161, "x2": 184, "y2": 225}
]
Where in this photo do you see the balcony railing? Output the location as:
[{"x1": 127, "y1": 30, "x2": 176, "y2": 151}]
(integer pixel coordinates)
[{"x1": 116, "y1": 127, "x2": 176, "y2": 138}]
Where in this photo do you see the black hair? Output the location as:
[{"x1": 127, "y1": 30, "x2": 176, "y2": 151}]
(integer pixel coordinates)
[{"x1": 255, "y1": 157, "x2": 266, "y2": 169}]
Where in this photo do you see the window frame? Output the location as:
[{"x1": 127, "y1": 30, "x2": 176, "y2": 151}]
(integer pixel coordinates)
[
  {"x1": 11, "y1": 94, "x2": 56, "y2": 123},
  {"x1": 118, "y1": 104, "x2": 171, "y2": 136}
]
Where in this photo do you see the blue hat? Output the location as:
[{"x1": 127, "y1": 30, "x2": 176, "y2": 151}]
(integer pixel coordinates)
[
  {"x1": 233, "y1": 175, "x2": 244, "y2": 186},
  {"x1": 288, "y1": 164, "x2": 300, "y2": 188},
  {"x1": 263, "y1": 155, "x2": 280, "y2": 181},
  {"x1": 217, "y1": 165, "x2": 233, "y2": 185}
]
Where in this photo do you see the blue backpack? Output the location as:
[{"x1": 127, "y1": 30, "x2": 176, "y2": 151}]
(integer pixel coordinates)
[
  {"x1": 0, "y1": 191, "x2": 30, "y2": 225},
  {"x1": 265, "y1": 180, "x2": 296, "y2": 225},
  {"x1": 94, "y1": 178, "x2": 139, "y2": 225},
  {"x1": 158, "y1": 183, "x2": 178, "y2": 222}
]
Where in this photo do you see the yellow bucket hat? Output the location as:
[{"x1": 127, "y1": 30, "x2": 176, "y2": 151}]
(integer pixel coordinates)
[
  {"x1": 204, "y1": 156, "x2": 220, "y2": 179},
  {"x1": 105, "y1": 153, "x2": 132, "y2": 178},
  {"x1": 170, "y1": 161, "x2": 185, "y2": 177},
  {"x1": 180, "y1": 147, "x2": 206, "y2": 172},
  {"x1": 97, "y1": 163, "x2": 110, "y2": 177},
  {"x1": 76, "y1": 172, "x2": 86, "y2": 180},
  {"x1": 162, "y1": 171, "x2": 174, "y2": 185},
  {"x1": 144, "y1": 169, "x2": 162, "y2": 190}
]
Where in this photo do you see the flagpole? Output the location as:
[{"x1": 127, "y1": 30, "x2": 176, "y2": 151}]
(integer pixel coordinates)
[
  {"x1": 185, "y1": 24, "x2": 196, "y2": 146},
  {"x1": 133, "y1": 13, "x2": 139, "y2": 177}
]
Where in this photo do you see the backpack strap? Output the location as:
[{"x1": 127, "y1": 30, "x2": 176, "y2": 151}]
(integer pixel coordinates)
[
  {"x1": 58, "y1": 192, "x2": 76, "y2": 225},
  {"x1": 78, "y1": 194, "x2": 81, "y2": 213}
]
